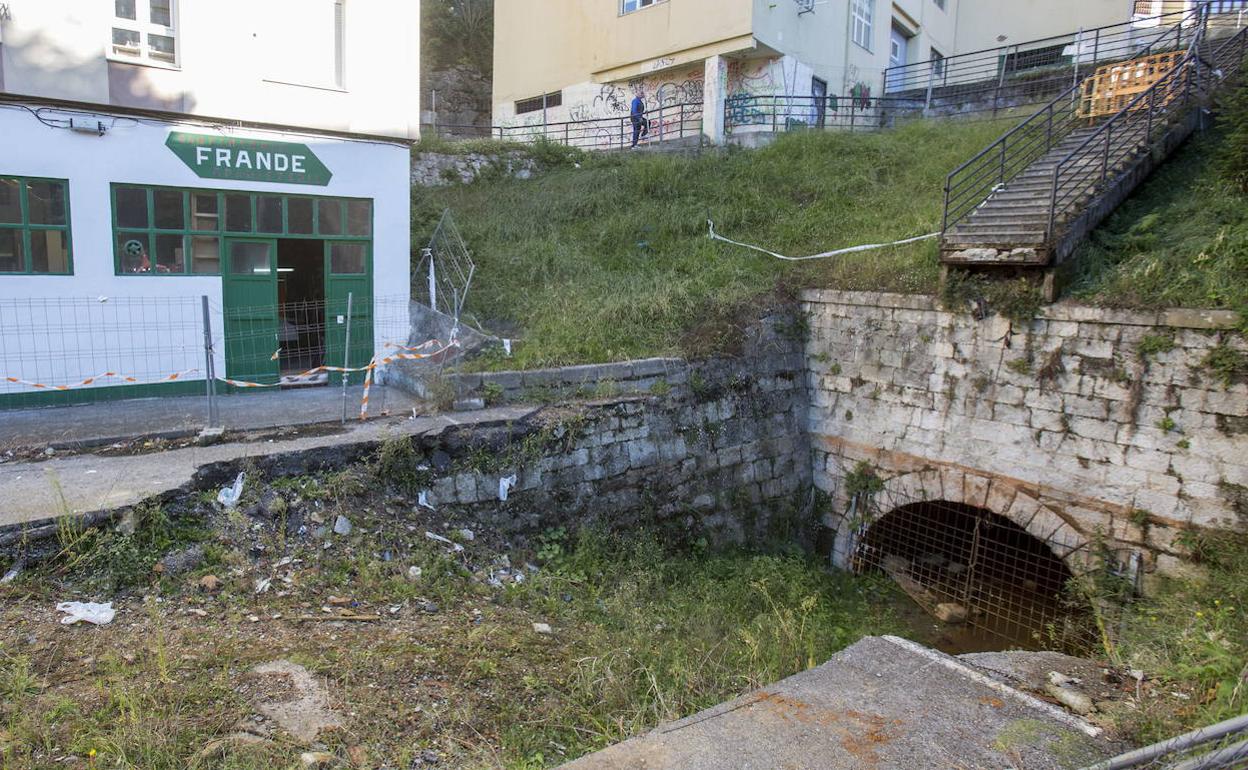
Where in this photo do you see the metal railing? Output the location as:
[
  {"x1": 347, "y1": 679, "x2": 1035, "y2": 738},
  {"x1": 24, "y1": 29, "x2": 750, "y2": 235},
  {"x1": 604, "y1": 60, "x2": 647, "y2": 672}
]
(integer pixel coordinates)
[
  {"x1": 888, "y1": 7, "x2": 1207, "y2": 116},
  {"x1": 419, "y1": 102, "x2": 703, "y2": 151},
  {"x1": 723, "y1": 94, "x2": 911, "y2": 133},
  {"x1": 1046, "y1": 8, "x2": 1248, "y2": 238},
  {"x1": 940, "y1": 5, "x2": 1209, "y2": 236},
  {"x1": 1081, "y1": 713, "x2": 1248, "y2": 770}
]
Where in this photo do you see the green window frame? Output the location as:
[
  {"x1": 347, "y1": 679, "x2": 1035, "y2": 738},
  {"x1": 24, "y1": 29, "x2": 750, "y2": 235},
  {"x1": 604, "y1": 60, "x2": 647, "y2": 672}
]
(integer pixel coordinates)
[
  {"x1": 0, "y1": 176, "x2": 73, "y2": 275},
  {"x1": 110, "y1": 183, "x2": 372, "y2": 276}
]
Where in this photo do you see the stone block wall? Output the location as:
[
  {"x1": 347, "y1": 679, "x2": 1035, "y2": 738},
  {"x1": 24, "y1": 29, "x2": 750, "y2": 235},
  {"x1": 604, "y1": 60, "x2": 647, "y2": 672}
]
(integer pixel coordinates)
[
  {"x1": 802, "y1": 289, "x2": 1248, "y2": 579},
  {"x1": 415, "y1": 317, "x2": 811, "y2": 542},
  {"x1": 411, "y1": 151, "x2": 537, "y2": 187}
]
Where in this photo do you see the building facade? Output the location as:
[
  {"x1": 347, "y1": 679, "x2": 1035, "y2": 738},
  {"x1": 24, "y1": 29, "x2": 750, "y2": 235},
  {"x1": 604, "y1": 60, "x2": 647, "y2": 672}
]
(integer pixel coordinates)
[
  {"x1": 0, "y1": 0, "x2": 419, "y2": 403},
  {"x1": 492, "y1": 0, "x2": 1136, "y2": 141}
]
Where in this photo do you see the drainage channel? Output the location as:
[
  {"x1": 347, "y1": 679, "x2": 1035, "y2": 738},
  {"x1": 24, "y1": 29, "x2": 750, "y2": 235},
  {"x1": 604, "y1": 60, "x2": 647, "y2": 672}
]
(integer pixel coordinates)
[{"x1": 852, "y1": 500, "x2": 1092, "y2": 653}]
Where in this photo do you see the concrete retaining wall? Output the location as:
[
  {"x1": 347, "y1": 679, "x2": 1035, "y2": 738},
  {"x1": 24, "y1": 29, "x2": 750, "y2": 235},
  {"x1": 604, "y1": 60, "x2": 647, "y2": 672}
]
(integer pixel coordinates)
[{"x1": 802, "y1": 289, "x2": 1248, "y2": 579}]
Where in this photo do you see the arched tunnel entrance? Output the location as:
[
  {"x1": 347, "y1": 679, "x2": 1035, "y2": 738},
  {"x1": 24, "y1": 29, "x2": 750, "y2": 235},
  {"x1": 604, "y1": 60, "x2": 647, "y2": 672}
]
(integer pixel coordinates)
[{"x1": 852, "y1": 500, "x2": 1086, "y2": 651}]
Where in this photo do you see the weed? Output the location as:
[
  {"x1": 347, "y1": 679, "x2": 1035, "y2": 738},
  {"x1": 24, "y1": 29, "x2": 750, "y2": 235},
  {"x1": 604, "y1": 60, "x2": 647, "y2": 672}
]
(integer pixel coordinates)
[
  {"x1": 482, "y1": 381, "x2": 506, "y2": 406},
  {"x1": 1156, "y1": 416, "x2": 1177, "y2": 432},
  {"x1": 374, "y1": 436, "x2": 432, "y2": 495},
  {"x1": 844, "y1": 461, "x2": 885, "y2": 499},
  {"x1": 1202, "y1": 343, "x2": 1248, "y2": 388},
  {"x1": 1138, "y1": 332, "x2": 1176, "y2": 360},
  {"x1": 1176, "y1": 438, "x2": 1191, "y2": 450},
  {"x1": 1006, "y1": 358, "x2": 1033, "y2": 375},
  {"x1": 648, "y1": 379, "x2": 672, "y2": 396}
]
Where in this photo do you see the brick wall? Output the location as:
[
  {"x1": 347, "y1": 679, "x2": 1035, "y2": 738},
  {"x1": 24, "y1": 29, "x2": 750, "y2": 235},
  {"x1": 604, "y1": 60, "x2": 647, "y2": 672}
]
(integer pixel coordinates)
[{"x1": 802, "y1": 289, "x2": 1248, "y2": 579}]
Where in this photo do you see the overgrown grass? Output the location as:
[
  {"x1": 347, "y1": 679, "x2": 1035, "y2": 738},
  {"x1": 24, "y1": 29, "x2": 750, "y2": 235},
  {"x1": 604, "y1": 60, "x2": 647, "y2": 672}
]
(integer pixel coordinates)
[
  {"x1": 1068, "y1": 127, "x2": 1248, "y2": 327},
  {"x1": 498, "y1": 530, "x2": 907, "y2": 764},
  {"x1": 0, "y1": 495, "x2": 915, "y2": 769},
  {"x1": 1110, "y1": 532, "x2": 1248, "y2": 743},
  {"x1": 413, "y1": 119, "x2": 1015, "y2": 367}
]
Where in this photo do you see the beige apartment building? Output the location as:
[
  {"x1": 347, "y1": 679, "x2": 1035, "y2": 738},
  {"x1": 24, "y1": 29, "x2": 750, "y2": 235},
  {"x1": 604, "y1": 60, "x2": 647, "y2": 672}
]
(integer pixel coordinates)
[{"x1": 493, "y1": 0, "x2": 1136, "y2": 141}]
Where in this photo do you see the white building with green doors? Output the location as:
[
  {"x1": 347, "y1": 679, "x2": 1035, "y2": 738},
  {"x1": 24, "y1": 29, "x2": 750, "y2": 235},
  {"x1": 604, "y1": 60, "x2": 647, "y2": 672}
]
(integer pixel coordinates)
[{"x1": 0, "y1": 0, "x2": 419, "y2": 405}]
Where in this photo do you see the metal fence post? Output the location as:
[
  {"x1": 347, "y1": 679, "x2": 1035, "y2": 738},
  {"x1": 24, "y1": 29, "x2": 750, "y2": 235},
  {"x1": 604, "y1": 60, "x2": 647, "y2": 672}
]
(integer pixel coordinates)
[
  {"x1": 200, "y1": 295, "x2": 218, "y2": 428},
  {"x1": 341, "y1": 292, "x2": 353, "y2": 423},
  {"x1": 423, "y1": 247, "x2": 436, "y2": 311}
]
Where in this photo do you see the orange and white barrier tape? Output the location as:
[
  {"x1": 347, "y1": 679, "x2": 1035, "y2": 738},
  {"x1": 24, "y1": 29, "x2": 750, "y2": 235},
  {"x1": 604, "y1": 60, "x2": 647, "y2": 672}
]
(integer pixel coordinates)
[
  {"x1": 4, "y1": 369, "x2": 198, "y2": 391},
  {"x1": 359, "y1": 339, "x2": 459, "y2": 419}
]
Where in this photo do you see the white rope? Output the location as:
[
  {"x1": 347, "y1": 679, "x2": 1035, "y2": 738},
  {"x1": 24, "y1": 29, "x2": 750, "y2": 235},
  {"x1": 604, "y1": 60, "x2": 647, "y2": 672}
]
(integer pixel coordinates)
[{"x1": 707, "y1": 219, "x2": 938, "y2": 262}]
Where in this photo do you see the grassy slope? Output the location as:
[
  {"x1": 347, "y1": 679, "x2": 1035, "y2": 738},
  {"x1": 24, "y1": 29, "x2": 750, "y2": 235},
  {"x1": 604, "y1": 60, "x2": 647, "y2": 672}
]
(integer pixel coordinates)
[
  {"x1": 1069, "y1": 127, "x2": 1248, "y2": 326},
  {"x1": 413, "y1": 119, "x2": 1013, "y2": 368}
]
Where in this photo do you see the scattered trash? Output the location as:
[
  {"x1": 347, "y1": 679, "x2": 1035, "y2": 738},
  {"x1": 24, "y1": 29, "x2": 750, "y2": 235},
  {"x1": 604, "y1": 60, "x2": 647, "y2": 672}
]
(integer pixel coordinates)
[
  {"x1": 187, "y1": 608, "x2": 208, "y2": 617},
  {"x1": 406, "y1": 566, "x2": 424, "y2": 582},
  {"x1": 333, "y1": 515, "x2": 353, "y2": 536},
  {"x1": 417, "y1": 490, "x2": 435, "y2": 510},
  {"x1": 934, "y1": 602, "x2": 968, "y2": 624},
  {"x1": 1046, "y1": 671, "x2": 1096, "y2": 715},
  {"x1": 198, "y1": 574, "x2": 222, "y2": 592},
  {"x1": 417, "y1": 600, "x2": 439, "y2": 614},
  {"x1": 300, "y1": 750, "x2": 335, "y2": 768},
  {"x1": 248, "y1": 615, "x2": 260, "y2": 623},
  {"x1": 217, "y1": 472, "x2": 246, "y2": 509},
  {"x1": 498, "y1": 474, "x2": 518, "y2": 502},
  {"x1": 254, "y1": 577, "x2": 272, "y2": 594},
  {"x1": 503, "y1": 339, "x2": 513, "y2": 356},
  {"x1": 57, "y1": 601, "x2": 116, "y2": 626},
  {"x1": 425, "y1": 531, "x2": 464, "y2": 552},
  {"x1": 532, "y1": 622, "x2": 553, "y2": 635},
  {"x1": 459, "y1": 528, "x2": 475, "y2": 541}
]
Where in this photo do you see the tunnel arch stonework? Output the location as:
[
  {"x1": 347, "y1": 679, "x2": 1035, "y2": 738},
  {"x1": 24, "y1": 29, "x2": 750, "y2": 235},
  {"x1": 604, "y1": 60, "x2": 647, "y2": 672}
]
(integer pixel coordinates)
[
  {"x1": 803, "y1": 289, "x2": 1248, "y2": 584},
  {"x1": 829, "y1": 468, "x2": 1095, "y2": 577}
]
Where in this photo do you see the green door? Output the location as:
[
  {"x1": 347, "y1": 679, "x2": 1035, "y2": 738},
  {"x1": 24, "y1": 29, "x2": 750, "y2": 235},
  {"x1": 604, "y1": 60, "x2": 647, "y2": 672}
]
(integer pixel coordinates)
[
  {"x1": 222, "y1": 237, "x2": 280, "y2": 386},
  {"x1": 324, "y1": 240, "x2": 373, "y2": 385}
]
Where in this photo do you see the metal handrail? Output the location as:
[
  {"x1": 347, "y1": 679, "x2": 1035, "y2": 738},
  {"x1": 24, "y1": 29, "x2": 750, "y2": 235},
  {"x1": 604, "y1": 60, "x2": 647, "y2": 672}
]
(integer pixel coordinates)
[
  {"x1": 1080, "y1": 712, "x2": 1248, "y2": 770},
  {"x1": 497, "y1": 101, "x2": 703, "y2": 151},
  {"x1": 888, "y1": 6, "x2": 1208, "y2": 97},
  {"x1": 1044, "y1": 5, "x2": 1238, "y2": 238},
  {"x1": 940, "y1": 4, "x2": 1208, "y2": 236}
]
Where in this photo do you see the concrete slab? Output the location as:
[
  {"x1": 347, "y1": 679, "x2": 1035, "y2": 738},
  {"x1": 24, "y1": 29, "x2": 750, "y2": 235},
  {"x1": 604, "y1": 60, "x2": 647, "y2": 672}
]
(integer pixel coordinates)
[
  {"x1": 0, "y1": 385, "x2": 421, "y2": 451},
  {"x1": 0, "y1": 405, "x2": 537, "y2": 528},
  {"x1": 561, "y1": 636, "x2": 1115, "y2": 770}
]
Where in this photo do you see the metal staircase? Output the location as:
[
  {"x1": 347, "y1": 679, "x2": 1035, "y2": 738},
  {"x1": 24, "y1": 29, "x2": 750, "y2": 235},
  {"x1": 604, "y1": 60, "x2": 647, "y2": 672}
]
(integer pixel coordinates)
[{"x1": 940, "y1": 3, "x2": 1248, "y2": 289}]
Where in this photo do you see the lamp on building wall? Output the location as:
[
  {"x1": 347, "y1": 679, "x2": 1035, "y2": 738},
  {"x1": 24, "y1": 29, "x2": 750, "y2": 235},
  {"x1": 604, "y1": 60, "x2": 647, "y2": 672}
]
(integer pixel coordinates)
[{"x1": 69, "y1": 118, "x2": 108, "y2": 136}]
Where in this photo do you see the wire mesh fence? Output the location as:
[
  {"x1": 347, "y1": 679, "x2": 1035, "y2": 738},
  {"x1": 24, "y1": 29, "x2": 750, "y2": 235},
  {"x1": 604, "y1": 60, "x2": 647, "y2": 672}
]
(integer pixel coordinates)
[
  {"x1": 0, "y1": 293, "x2": 434, "y2": 446},
  {"x1": 415, "y1": 209, "x2": 475, "y2": 325}
]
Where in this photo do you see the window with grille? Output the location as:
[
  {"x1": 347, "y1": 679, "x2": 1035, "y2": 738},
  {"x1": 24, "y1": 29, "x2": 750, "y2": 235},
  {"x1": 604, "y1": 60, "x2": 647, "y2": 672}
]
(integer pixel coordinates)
[
  {"x1": 111, "y1": 185, "x2": 371, "y2": 276},
  {"x1": 515, "y1": 91, "x2": 563, "y2": 115},
  {"x1": 931, "y1": 48, "x2": 945, "y2": 77},
  {"x1": 111, "y1": 0, "x2": 178, "y2": 67},
  {"x1": 621, "y1": 0, "x2": 666, "y2": 15},
  {"x1": 851, "y1": 0, "x2": 874, "y2": 51},
  {"x1": 0, "y1": 177, "x2": 72, "y2": 275}
]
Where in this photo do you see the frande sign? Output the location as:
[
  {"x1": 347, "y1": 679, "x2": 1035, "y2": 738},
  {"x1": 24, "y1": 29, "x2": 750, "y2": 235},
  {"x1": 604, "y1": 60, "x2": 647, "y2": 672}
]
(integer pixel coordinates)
[{"x1": 165, "y1": 132, "x2": 332, "y2": 186}]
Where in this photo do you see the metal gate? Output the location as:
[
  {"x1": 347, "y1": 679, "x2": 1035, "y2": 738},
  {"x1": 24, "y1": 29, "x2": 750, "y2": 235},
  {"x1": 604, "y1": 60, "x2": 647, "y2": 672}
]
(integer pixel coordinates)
[{"x1": 852, "y1": 501, "x2": 1087, "y2": 649}]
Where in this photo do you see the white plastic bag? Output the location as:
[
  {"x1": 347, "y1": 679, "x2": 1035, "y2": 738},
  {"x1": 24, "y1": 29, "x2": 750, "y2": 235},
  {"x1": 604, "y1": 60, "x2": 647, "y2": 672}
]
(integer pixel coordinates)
[
  {"x1": 57, "y1": 601, "x2": 116, "y2": 625},
  {"x1": 498, "y1": 474, "x2": 517, "y2": 502},
  {"x1": 217, "y1": 472, "x2": 246, "y2": 509}
]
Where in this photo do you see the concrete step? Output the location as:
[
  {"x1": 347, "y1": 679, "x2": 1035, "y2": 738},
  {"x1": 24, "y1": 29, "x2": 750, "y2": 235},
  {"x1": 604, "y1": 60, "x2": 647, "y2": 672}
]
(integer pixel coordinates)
[{"x1": 559, "y1": 636, "x2": 1111, "y2": 770}]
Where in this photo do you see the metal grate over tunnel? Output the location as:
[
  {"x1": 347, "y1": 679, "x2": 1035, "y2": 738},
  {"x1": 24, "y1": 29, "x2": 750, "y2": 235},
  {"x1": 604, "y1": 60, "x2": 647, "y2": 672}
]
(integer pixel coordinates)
[{"x1": 852, "y1": 500, "x2": 1090, "y2": 650}]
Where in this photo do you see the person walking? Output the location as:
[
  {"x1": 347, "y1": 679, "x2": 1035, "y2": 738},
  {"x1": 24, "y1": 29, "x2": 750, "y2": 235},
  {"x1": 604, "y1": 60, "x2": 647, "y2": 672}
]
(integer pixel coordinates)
[{"x1": 630, "y1": 94, "x2": 648, "y2": 148}]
